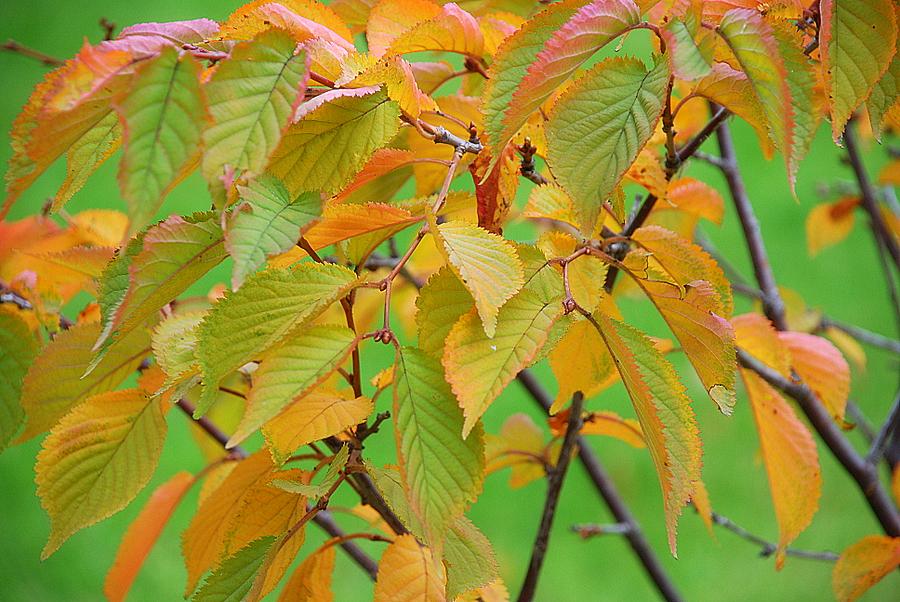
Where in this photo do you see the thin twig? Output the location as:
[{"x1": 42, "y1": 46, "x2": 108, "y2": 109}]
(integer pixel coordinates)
[
  {"x1": 516, "y1": 371, "x2": 684, "y2": 602},
  {"x1": 571, "y1": 522, "x2": 635, "y2": 537},
  {"x1": 517, "y1": 392, "x2": 584, "y2": 602},
  {"x1": 3, "y1": 39, "x2": 63, "y2": 66},
  {"x1": 866, "y1": 391, "x2": 900, "y2": 466},
  {"x1": 819, "y1": 318, "x2": 900, "y2": 355},
  {"x1": 709, "y1": 512, "x2": 839, "y2": 562},
  {"x1": 737, "y1": 350, "x2": 900, "y2": 536}
]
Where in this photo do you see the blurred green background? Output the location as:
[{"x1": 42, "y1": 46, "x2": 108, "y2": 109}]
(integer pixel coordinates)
[{"x1": 1, "y1": 1, "x2": 898, "y2": 600}]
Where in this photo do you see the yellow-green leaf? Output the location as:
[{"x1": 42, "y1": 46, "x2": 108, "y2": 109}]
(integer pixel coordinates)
[
  {"x1": 394, "y1": 347, "x2": 485, "y2": 542},
  {"x1": 415, "y1": 266, "x2": 473, "y2": 357},
  {"x1": 36, "y1": 389, "x2": 167, "y2": 558},
  {"x1": 193, "y1": 536, "x2": 276, "y2": 602},
  {"x1": 0, "y1": 311, "x2": 39, "y2": 450}
]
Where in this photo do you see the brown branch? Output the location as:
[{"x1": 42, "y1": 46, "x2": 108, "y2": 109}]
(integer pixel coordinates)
[
  {"x1": 737, "y1": 350, "x2": 900, "y2": 536},
  {"x1": 866, "y1": 391, "x2": 900, "y2": 466},
  {"x1": 844, "y1": 121, "x2": 900, "y2": 270},
  {"x1": 517, "y1": 392, "x2": 584, "y2": 602},
  {"x1": 173, "y1": 399, "x2": 382, "y2": 579},
  {"x1": 516, "y1": 371, "x2": 684, "y2": 602},
  {"x1": 3, "y1": 39, "x2": 63, "y2": 66}
]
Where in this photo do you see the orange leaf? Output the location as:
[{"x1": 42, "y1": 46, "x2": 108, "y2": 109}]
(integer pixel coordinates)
[
  {"x1": 278, "y1": 545, "x2": 336, "y2": 602},
  {"x1": 806, "y1": 197, "x2": 860, "y2": 256},
  {"x1": 105, "y1": 472, "x2": 194, "y2": 602},
  {"x1": 470, "y1": 145, "x2": 519, "y2": 235},
  {"x1": 373, "y1": 534, "x2": 446, "y2": 602},
  {"x1": 732, "y1": 313, "x2": 792, "y2": 375},
  {"x1": 741, "y1": 369, "x2": 821, "y2": 569},
  {"x1": 832, "y1": 535, "x2": 900, "y2": 602},
  {"x1": 778, "y1": 331, "x2": 850, "y2": 422}
]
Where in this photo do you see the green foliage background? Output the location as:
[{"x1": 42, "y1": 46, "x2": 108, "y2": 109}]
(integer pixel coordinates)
[{"x1": 1, "y1": 1, "x2": 897, "y2": 600}]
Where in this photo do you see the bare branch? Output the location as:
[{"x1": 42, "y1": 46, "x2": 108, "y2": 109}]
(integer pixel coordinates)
[
  {"x1": 517, "y1": 392, "x2": 584, "y2": 602},
  {"x1": 708, "y1": 511, "x2": 839, "y2": 562},
  {"x1": 3, "y1": 39, "x2": 63, "y2": 66},
  {"x1": 866, "y1": 391, "x2": 900, "y2": 466},
  {"x1": 516, "y1": 371, "x2": 684, "y2": 602}
]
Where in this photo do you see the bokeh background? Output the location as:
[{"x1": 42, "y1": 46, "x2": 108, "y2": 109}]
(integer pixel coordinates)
[{"x1": 1, "y1": 1, "x2": 898, "y2": 600}]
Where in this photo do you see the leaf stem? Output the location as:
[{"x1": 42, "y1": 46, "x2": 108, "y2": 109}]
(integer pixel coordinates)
[
  {"x1": 517, "y1": 391, "x2": 584, "y2": 602},
  {"x1": 2, "y1": 39, "x2": 63, "y2": 66}
]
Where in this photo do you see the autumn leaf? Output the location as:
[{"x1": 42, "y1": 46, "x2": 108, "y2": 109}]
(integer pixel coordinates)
[
  {"x1": 374, "y1": 534, "x2": 447, "y2": 602},
  {"x1": 546, "y1": 56, "x2": 670, "y2": 231},
  {"x1": 778, "y1": 331, "x2": 850, "y2": 423},
  {"x1": 192, "y1": 536, "x2": 276, "y2": 602},
  {"x1": 820, "y1": 0, "x2": 898, "y2": 140},
  {"x1": 549, "y1": 320, "x2": 618, "y2": 414},
  {"x1": 806, "y1": 197, "x2": 860, "y2": 257},
  {"x1": 415, "y1": 266, "x2": 473, "y2": 357},
  {"x1": 105, "y1": 472, "x2": 195, "y2": 602},
  {"x1": 278, "y1": 545, "x2": 336, "y2": 602},
  {"x1": 833, "y1": 535, "x2": 900, "y2": 601},
  {"x1": 36, "y1": 389, "x2": 168, "y2": 558},
  {"x1": 0, "y1": 311, "x2": 39, "y2": 450}
]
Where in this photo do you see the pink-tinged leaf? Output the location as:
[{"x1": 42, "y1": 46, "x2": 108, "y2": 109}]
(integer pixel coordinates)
[
  {"x1": 778, "y1": 332, "x2": 850, "y2": 423},
  {"x1": 740, "y1": 369, "x2": 821, "y2": 569},
  {"x1": 102, "y1": 19, "x2": 222, "y2": 58},
  {"x1": 483, "y1": 0, "x2": 584, "y2": 160},
  {"x1": 833, "y1": 535, "x2": 900, "y2": 602},
  {"x1": 221, "y1": 0, "x2": 355, "y2": 50},
  {"x1": 333, "y1": 148, "x2": 418, "y2": 202},
  {"x1": 115, "y1": 47, "x2": 207, "y2": 234},
  {"x1": 820, "y1": 0, "x2": 898, "y2": 140},
  {"x1": 382, "y1": 2, "x2": 484, "y2": 59},
  {"x1": 494, "y1": 0, "x2": 643, "y2": 159},
  {"x1": 692, "y1": 62, "x2": 773, "y2": 158},
  {"x1": 347, "y1": 56, "x2": 438, "y2": 118},
  {"x1": 716, "y1": 9, "x2": 792, "y2": 165},
  {"x1": 367, "y1": 0, "x2": 442, "y2": 57},
  {"x1": 104, "y1": 472, "x2": 194, "y2": 602},
  {"x1": 660, "y1": 7, "x2": 713, "y2": 81},
  {"x1": 469, "y1": 144, "x2": 519, "y2": 235}
]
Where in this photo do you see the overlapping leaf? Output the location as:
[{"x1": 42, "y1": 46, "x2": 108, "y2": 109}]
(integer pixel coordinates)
[
  {"x1": 202, "y1": 30, "x2": 310, "y2": 203},
  {"x1": 0, "y1": 311, "x2": 39, "y2": 450},
  {"x1": 278, "y1": 545, "x2": 336, "y2": 602},
  {"x1": 549, "y1": 320, "x2": 618, "y2": 414},
  {"x1": 228, "y1": 325, "x2": 358, "y2": 446},
  {"x1": 832, "y1": 535, "x2": 900, "y2": 602},
  {"x1": 394, "y1": 347, "x2": 485, "y2": 541},
  {"x1": 195, "y1": 263, "x2": 357, "y2": 415},
  {"x1": 115, "y1": 47, "x2": 206, "y2": 234},
  {"x1": 226, "y1": 176, "x2": 321, "y2": 288},
  {"x1": 267, "y1": 87, "x2": 401, "y2": 197},
  {"x1": 36, "y1": 389, "x2": 167, "y2": 558},
  {"x1": 415, "y1": 267, "x2": 473, "y2": 357},
  {"x1": 193, "y1": 537, "x2": 276, "y2": 602},
  {"x1": 373, "y1": 534, "x2": 446, "y2": 602},
  {"x1": 778, "y1": 331, "x2": 850, "y2": 423},
  {"x1": 546, "y1": 56, "x2": 669, "y2": 231},
  {"x1": 430, "y1": 219, "x2": 524, "y2": 337},
  {"x1": 867, "y1": 55, "x2": 900, "y2": 139}
]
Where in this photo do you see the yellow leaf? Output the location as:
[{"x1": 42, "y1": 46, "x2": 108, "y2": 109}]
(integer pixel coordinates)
[
  {"x1": 832, "y1": 535, "x2": 900, "y2": 602},
  {"x1": 824, "y1": 326, "x2": 867, "y2": 372},
  {"x1": 263, "y1": 391, "x2": 372, "y2": 463},
  {"x1": 732, "y1": 313, "x2": 792, "y2": 375},
  {"x1": 740, "y1": 369, "x2": 821, "y2": 569},
  {"x1": 303, "y1": 202, "x2": 422, "y2": 252},
  {"x1": 486, "y1": 414, "x2": 547, "y2": 489},
  {"x1": 278, "y1": 545, "x2": 336, "y2": 602},
  {"x1": 538, "y1": 231, "x2": 607, "y2": 313},
  {"x1": 374, "y1": 534, "x2": 447, "y2": 602},
  {"x1": 105, "y1": 472, "x2": 194, "y2": 602},
  {"x1": 431, "y1": 219, "x2": 524, "y2": 337},
  {"x1": 806, "y1": 197, "x2": 859, "y2": 257},
  {"x1": 220, "y1": 0, "x2": 354, "y2": 48},
  {"x1": 548, "y1": 320, "x2": 618, "y2": 413}
]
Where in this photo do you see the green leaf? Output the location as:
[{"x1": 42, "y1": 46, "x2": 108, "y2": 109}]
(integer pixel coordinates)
[
  {"x1": 92, "y1": 212, "x2": 226, "y2": 370},
  {"x1": 716, "y1": 9, "x2": 790, "y2": 160},
  {"x1": 867, "y1": 54, "x2": 900, "y2": 139},
  {"x1": 36, "y1": 389, "x2": 167, "y2": 558},
  {"x1": 228, "y1": 325, "x2": 357, "y2": 447},
  {"x1": 226, "y1": 175, "x2": 321, "y2": 289},
  {"x1": 483, "y1": 0, "x2": 583, "y2": 158},
  {"x1": 202, "y1": 29, "x2": 309, "y2": 205},
  {"x1": 431, "y1": 219, "x2": 524, "y2": 337},
  {"x1": 115, "y1": 46, "x2": 207, "y2": 234},
  {"x1": 444, "y1": 516, "x2": 499, "y2": 599},
  {"x1": 192, "y1": 537, "x2": 277, "y2": 602},
  {"x1": 268, "y1": 87, "x2": 401, "y2": 197},
  {"x1": 20, "y1": 321, "x2": 150, "y2": 441},
  {"x1": 415, "y1": 266, "x2": 473, "y2": 357},
  {"x1": 0, "y1": 311, "x2": 39, "y2": 450},
  {"x1": 195, "y1": 263, "x2": 357, "y2": 416},
  {"x1": 546, "y1": 56, "x2": 669, "y2": 232},
  {"x1": 394, "y1": 347, "x2": 485, "y2": 542},
  {"x1": 53, "y1": 110, "x2": 121, "y2": 211},
  {"x1": 821, "y1": 0, "x2": 898, "y2": 140},
  {"x1": 589, "y1": 312, "x2": 701, "y2": 555},
  {"x1": 661, "y1": 9, "x2": 712, "y2": 82},
  {"x1": 273, "y1": 444, "x2": 349, "y2": 499},
  {"x1": 443, "y1": 253, "x2": 563, "y2": 437},
  {"x1": 152, "y1": 310, "x2": 206, "y2": 386}
]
